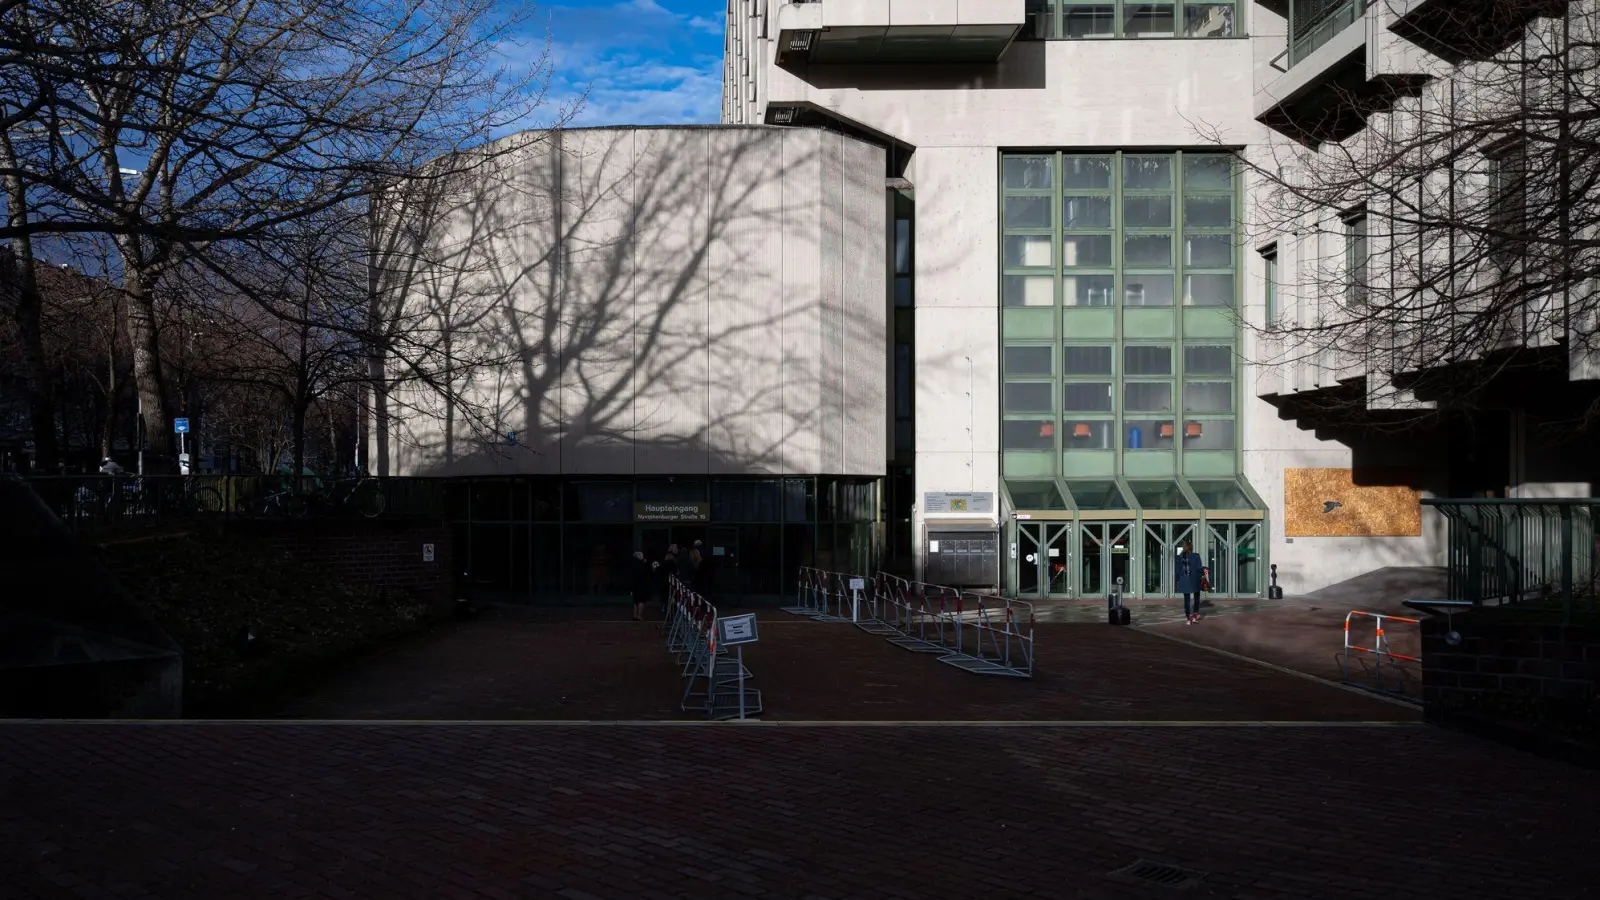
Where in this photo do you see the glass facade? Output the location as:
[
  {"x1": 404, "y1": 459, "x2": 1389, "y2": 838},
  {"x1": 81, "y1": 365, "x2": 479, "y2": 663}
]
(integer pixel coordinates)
[
  {"x1": 447, "y1": 476, "x2": 882, "y2": 604},
  {"x1": 1025, "y1": 1, "x2": 1239, "y2": 40},
  {"x1": 1001, "y1": 150, "x2": 1242, "y2": 482},
  {"x1": 1000, "y1": 150, "x2": 1262, "y2": 598}
]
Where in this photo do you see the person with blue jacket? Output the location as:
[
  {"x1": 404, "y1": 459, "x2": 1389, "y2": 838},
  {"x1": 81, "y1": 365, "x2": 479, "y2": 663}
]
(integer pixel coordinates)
[{"x1": 1176, "y1": 540, "x2": 1205, "y2": 624}]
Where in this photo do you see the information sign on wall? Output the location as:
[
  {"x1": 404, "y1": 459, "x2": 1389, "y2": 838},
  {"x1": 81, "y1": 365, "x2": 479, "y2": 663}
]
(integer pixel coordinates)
[
  {"x1": 923, "y1": 492, "x2": 995, "y2": 514},
  {"x1": 633, "y1": 502, "x2": 710, "y2": 523}
]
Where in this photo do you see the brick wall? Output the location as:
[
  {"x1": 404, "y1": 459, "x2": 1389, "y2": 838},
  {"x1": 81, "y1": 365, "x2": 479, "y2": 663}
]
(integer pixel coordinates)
[
  {"x1": 229, "y1": 518, "x2": 454, "y2": 611},
  {"x1": 1422, "y1": 613, "x2": 1600, "y2": 767}
]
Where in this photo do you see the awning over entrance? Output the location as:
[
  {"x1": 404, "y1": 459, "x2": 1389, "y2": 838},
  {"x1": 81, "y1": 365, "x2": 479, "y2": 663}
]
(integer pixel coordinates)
[{"x1": 1001, "y1": 476, "x2": 1265, "y2": 519}]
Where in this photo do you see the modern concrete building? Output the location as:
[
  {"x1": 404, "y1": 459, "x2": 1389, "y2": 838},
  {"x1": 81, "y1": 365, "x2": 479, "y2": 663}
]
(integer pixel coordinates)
[
  {"x1": 377, "y1": 1, "x2": 1600, "y2": 605},
  {"x1": 371, "y1": 126, "x2": 891, "y2": 600},
  {"x1": 722, "y1": 0, "x2": 1600, "y2": 600}
]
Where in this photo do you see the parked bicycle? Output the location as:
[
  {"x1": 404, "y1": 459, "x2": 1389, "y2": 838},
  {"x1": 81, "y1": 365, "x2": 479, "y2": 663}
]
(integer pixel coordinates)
[{"x1": 309, "y1": 473, "x2": 387, "y2": 518}]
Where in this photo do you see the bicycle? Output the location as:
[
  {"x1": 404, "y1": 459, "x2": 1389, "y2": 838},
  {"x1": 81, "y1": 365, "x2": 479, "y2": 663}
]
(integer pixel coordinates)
[
  {"x1": 176, "y1": 476, "x2": 225, "y2": 516},
  {"x1": 314, "y1": 474, "x2": 386, "y2": 518}
]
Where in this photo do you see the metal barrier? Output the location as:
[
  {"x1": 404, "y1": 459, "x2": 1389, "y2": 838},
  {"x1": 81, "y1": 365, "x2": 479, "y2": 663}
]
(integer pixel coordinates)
[
  {"x1": 792, "y1": 569, "x2": 1036, "y2": 678},
  {"x1": 665, "y1": 577, "x2": 761, "y2": 719},
  {"x1": 1337, "y1": 610, "x2": 1421, "y2": 701}
]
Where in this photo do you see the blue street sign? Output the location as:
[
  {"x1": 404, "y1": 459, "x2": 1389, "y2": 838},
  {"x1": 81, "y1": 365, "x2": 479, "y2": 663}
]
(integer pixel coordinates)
[
  {"x1": 505, "y1": 431, "x2": 517, "y2": 446},
  {"x1": 174, "y1": 418, "x2": 190, "y2": 434}
]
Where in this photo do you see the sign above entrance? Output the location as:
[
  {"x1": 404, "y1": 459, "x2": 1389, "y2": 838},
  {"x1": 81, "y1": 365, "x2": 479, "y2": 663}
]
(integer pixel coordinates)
[
  {"x1": 923, "y1": 492, "x2": 994, "y2": 515},
  {"x1": 634, "y1": 502, "x2": 709, "y2": 523}
]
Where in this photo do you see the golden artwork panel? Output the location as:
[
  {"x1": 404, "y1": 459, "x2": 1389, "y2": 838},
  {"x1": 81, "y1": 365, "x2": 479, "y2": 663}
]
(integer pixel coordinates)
[{"x1": 1283, "y1": 468, "x2": 1423, "y2": 537}]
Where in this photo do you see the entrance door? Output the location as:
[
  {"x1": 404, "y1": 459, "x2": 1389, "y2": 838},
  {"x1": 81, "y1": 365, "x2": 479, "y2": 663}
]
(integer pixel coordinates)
[
  {"x1": 1142, "y1": 521, "x2": 1198, "y2": 597},
  {"x1": 709, "y1": 526, "x2": 739, "y2": 601},
  {"x1": 1204, "y1": 521, "x2": 1262, "y2": 597},
  {"x1": 1080, "y1": 522, "x2": 1135, "y2": 597},
  {"x1": 1017, "y1": 524, "x2": 1045, "y2": 598},
  {"x1": 639, "y1": 526, "x2": 670, "y2": 561},
  {"x1": 1016, "y1": 522, "x2": 1073, "y2": 598}
]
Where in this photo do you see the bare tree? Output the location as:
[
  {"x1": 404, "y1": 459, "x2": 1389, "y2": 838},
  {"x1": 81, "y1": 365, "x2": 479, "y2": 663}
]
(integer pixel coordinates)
[
  {"x1": 0, "y1": 0, "x2": 571, "y2": 469},
  {"x1": 1226, "y1": 2, "x2": 1600, "y2": 429}
]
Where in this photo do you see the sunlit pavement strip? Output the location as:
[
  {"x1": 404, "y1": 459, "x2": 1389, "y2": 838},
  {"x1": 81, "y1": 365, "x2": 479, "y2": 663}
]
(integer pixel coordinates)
[{"x1": 2, "y1": 719, "x2": 1421, "y2": 727}]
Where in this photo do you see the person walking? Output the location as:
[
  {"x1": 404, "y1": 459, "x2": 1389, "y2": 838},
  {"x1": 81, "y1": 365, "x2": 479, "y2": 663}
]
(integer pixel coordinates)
[
  {"x1": 1176, "y1": 540, "x2": 1205, "y2": 624},
  {"x1": 630, "y1": 551, "x2": 653, "y2": 621},
  {"x1": 681, "y1": 540, "x2": 700, "y2": 596}
]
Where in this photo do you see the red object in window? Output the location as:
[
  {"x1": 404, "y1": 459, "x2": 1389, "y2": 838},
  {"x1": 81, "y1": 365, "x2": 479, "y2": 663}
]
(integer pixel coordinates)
[
  {"x1": 1039, "y1": 421, "x2": 1054, "y2": 438},
  {"x1": 1073, "y1": 423, "x2": 1091, "y2": 438},
  {"x1": 1185, "y1": 421, "x2": 1203, "y2": 437},
  {"x1": 1158, "y1": 423, "x2": 1174, "y2": 438}
]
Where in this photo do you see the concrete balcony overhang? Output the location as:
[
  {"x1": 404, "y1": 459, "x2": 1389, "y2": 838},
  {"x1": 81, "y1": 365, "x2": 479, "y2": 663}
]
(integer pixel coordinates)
[
  {"x1": 775, "y1": 0, "x2": 1024, "y2": 66},
  {"x1": 1255, "y1": 17, "x2": 1427, "y2": 146},
  {"x1": 763, "y1": 101, "x2": 917, "y2": 176},
  {"x1": 1388, "y1": 0, "x2": 1570, "y2": 65}
]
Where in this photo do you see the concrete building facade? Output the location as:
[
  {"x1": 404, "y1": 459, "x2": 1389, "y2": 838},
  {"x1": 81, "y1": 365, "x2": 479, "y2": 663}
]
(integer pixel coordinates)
[{"x1": 723, "y1": 0, "x2": 1600, "y2": 598}]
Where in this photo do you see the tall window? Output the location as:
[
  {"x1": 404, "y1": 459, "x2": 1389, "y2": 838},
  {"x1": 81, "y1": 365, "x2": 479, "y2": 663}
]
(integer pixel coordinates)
[
  {"x1": 1344, "y1": 212, "x2": 1368, "y2": 305},
  {"x1": 1021, "y1": 0, "x2": 1238, "y2": 39},
  {"x1": 1001, "y1": 150, "x2": 1241, "y2": 477},
  {"x1": 1488, "y1": 143, "x2": 1526, "y2": 271},
  {"x1": 1261, "y1": 244, "x2": 1278, "y2": 327}
]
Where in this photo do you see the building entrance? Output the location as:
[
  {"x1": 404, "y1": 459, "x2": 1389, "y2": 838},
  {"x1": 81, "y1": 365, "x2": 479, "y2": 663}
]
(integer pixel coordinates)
[
  {"x1": 1016, "y1": 522, "x2": 1072, "y2": 598},
  {"x1": 1141, "y1": 521, "x2": 1199, "y2": 597},
  {"x1": 1080, "y1": 521, "x2": 1135, "y2": 597}
]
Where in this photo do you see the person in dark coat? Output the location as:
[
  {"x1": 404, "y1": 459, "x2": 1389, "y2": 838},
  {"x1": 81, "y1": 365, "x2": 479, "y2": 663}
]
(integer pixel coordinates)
[
  {"x1": 630, "y1": 551, "x2": 654, "y2": 621},
  {"x1": 657, "y1": 546, "x2": 679, "y2": 618},
  {"x1": 1175, "y1": 540, "x2": 1205, "y2": 624}
]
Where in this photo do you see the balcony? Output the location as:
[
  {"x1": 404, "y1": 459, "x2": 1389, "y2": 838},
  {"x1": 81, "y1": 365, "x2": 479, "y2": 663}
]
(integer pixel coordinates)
[
  {"x1": 775, "y1": 0, "x2": 1026, "y2": 66},
  {"x1": 1254, "y1": 0, "x2": 1428, "y2": 146},
  {"x1": 1389, "y1": 0, "x2": 1569, "y2": 65}
]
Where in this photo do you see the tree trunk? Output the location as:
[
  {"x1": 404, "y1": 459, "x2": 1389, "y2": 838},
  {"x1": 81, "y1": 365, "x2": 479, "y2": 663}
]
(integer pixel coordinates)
[
  {"x1": 1, "y1": 146, "x2": 61, "y2": 473},
  {"x1": 117, "y1": 248, "x2": 172, "y2": 470}
]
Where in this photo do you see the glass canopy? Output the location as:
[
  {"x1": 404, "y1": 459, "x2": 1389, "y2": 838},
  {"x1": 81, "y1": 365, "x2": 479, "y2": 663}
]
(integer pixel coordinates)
[
  {"x1": 1004, "y1": 480, "x2": 1070, "y2": 510},
  {"x1": 1003, "y1": 476, "x2": 1263, "y2": 514},
  {"x1": 1126, "y1": 480, "x2": 1192, "y2": 510}
]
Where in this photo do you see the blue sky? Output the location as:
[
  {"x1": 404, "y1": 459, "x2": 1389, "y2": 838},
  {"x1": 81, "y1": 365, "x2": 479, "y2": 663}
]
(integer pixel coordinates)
[{"x1": 529, "y1": 0, "x2": 725, "y2": 127}]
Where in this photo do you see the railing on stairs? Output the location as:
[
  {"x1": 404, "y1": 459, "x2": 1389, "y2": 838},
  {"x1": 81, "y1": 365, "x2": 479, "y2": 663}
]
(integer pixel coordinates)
[{"x1": 1425, "y1": 498, "x2": 1600, "y2": 624}]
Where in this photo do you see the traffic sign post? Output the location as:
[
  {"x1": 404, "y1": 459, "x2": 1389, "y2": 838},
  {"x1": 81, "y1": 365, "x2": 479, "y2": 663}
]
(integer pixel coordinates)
[
  {"x1": 848, "y1": 577, "x2": 866, "y2": 623},
  {"x1": 174, "y1": 418, "x2": 189, "y2": 472},
  {"x1": 715, "y1": 614, "x2": 760, "y2": 720}
]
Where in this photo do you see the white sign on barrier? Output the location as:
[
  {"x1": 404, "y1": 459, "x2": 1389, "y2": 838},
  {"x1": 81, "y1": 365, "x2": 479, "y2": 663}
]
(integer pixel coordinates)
[
  {"x1": 849, "y1": 577, "x2": 865, "y2": 591},
  {"x1": 717, "y1": 614, "x2": 759, "y2": 646}
]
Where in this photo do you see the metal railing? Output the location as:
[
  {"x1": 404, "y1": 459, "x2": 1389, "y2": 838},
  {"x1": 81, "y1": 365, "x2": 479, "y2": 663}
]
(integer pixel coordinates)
[
  {"x1": 1426, "y1": 499, "x2": 1600, "y2": 624},
  {"x1": 664, "y1": 576, "x2": 761, "y2": 720},
  {"x1": 788, "y1": 568, "x2": 1035, "y2": 678},
  {"x1": 25, "y1": 474, "x2": 445, "y2": 533},
  {"x1": 1337, "y1": 610, "x2": 1421, "y2": 701}
]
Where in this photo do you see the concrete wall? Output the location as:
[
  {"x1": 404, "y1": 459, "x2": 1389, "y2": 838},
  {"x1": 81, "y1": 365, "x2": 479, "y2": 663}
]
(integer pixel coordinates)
[{"x1": 378, "y1": 125, "x2": 886, "y2": 478}]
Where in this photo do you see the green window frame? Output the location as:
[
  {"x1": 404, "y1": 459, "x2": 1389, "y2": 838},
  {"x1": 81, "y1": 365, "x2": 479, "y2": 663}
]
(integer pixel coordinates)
[
  {"x1": 1001, "y1": 149, "x2": 1242, "y2": 479},
  {"x1": 1024, "y1": 1, "x2": 1240, "y2": 40},
  {"x1": 1003, "y1": 342, "x2": 1058, "y2": 454},
  {"x1": 1261, "y1": 244, "x2": 1278, "y2": 328},
  {"x1": 1344, "y1": 210, "x2": 1368, "y2": 306}
]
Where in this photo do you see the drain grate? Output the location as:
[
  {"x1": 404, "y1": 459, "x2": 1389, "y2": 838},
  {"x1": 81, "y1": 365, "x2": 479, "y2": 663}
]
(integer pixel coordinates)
[{"x1": 1107, "y1": 860, "x2": 1206, "y2": 890}]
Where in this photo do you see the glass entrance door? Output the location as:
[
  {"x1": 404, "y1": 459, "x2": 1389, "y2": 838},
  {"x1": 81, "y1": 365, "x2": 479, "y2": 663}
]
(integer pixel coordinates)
[
  {"x1": 1081, "y1": 521, "x2": 1135, "y2": 597},
  {"x1": 1018, "y1": 524, "x2": 1044, "y2": 597},
  {"x1": 1142, "y1": 521, "x2": 1198, "y2": 597},
  {"x1": 1204, "y1": 521, "x2": 1262, "y2": 597},
  {"x1": 1016, "y1": 522, "x2": 1073, "y2": 597}
]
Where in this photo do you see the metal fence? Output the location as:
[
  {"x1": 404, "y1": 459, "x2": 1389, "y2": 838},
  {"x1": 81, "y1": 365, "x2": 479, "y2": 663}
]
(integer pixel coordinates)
[
  {"x1": 25, "y1": 474, "x2": 446, "y2": 534},
  {"x1": 1426, "y1": 499, "x2": 1600, "y2": 624},
  {"x1": 787, "y1": 567, "x2": 1035, "y2": 678},
  {"x1": 664, "y1": 576, "x2": 761, "y2": 719}
]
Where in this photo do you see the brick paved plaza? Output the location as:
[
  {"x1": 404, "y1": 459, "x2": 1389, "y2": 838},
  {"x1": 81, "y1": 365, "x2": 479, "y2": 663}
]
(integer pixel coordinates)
[{"x1": 3, "y1": 610, "x2": 1596, "y2": 899}]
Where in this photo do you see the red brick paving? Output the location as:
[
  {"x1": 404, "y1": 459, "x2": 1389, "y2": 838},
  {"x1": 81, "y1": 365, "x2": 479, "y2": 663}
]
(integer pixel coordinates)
[
  {"x1": 1, "y1": 722, "x2": 1597, "y2": 899},
  {"x1": 283, "y1": 609, "x2": 1414, "y2": 722}
]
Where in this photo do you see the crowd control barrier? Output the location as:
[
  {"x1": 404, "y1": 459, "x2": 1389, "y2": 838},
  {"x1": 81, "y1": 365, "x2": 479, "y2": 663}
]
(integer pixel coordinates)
[
  {"x1": 1337, "y1": 610, "x2": 1422, "y2": 702},
  {"x1": 665, "y1": 577, "x2": 762, "y2": 719},
  {"x1": 786, "y1": 569, "x2": 1035, "y2": 678}
]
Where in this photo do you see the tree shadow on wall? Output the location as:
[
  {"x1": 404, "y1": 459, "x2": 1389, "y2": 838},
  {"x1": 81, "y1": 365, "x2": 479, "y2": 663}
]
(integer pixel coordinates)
[{"x1": 381, "y1": 126, "x2": 888, "y2": 478}]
